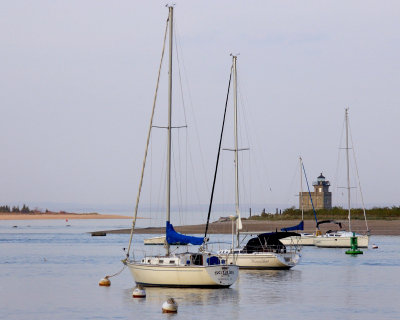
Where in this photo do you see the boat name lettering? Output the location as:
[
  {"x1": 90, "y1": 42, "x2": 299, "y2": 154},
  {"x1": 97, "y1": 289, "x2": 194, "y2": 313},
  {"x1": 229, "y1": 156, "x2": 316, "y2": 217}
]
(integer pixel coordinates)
[{"x1": 214, "y1": 270, "x2": 234, "y2": 275}]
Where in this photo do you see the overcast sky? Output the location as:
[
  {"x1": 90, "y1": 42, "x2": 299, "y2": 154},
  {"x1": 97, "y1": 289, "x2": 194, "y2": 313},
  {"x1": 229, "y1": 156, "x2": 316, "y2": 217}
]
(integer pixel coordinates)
[{"x1": 1, "y1": 1, "x2": 399, "y2": 216}]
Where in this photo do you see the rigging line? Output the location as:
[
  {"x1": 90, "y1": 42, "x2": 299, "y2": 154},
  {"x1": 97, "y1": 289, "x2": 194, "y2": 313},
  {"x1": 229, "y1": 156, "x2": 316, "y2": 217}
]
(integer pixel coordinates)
[
  {"x1": 221, "y1": 143, "x2": 225, "y2": 216},
  {"x1": 302, "y1": 161, "x2": 319, "y2": 228},
  {"x1": 172, "y1": 131, "x2": 184, "y2": 225},
  {"x1": 126, "y1": 16, "x2": 170, "y2": 259},
  {"x1": 174, "y1": 23, "x2": 208, "y2": 194},
  {"x1": 152, "y1": 125, "x2": 187, "y2": 129},
  {"x1": 175, "y1": 21, "x2": 210, "y2": 215},
  {"x1": 173, "y1": 21, "x2": 188, "y2": 126},
  {"x1": 238, "y1": 84, "x2": 254, "y2": 212},
  {"x1": 285, "y1": 160, "x2": 300, "y2": 209},
  {"x1": 348, "y1": 119, "x2": 369, "y2": 232},
  {"x1": 156, "y1": 146, "x2": 168, "y2": 232},
  {"x1": 203, "y1": 66, "x2": 233, "y2": 242},
  {"x1": 149, "y1": 122, "x2": 153, "y2": 228},
  {"x1": 187, "y1": 128, "x2": 205, "y2": 211},
  {"x1": 105, "y1": 264, "x2": 127, "y2": 279},
  {"x1": 174, "y1": 20, "x2": 190, "y2": 215},
  {"x1": 238, "y1": 76, "x2": 272, "y2": 200},
  {"x1": 248, "y1": 142, "x2": 252, "y2": 212},
  {"x1": 334, "y1": 112, "x2": 346, "y2": 207},
  {"x1": 237, "y1": 84, "x2": 249, "y2": 210},
  {"x1": 185, "y1": 109, "x2": 188, "y2": 221}
]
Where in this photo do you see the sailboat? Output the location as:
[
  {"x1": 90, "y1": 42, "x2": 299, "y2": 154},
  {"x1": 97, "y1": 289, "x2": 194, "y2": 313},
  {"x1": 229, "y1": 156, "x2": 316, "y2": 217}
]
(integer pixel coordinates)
[
  {"x1": 314, "y1": 108, "x2": 369, "y2": 248},
  {"x1": 216, "y1": 55, "x2": 301, "y2": 269},
  {"x1": 122, "y1": 6, "x2": 239, "y2": 287}
]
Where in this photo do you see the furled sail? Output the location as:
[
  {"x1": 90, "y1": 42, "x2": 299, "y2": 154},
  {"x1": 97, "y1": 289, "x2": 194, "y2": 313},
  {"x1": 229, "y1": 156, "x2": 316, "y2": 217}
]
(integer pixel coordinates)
[
  {"x1": 281, "y1": 220, "x2": 304, "y2": 232},
  {"x1": 166, "y1": 222, "x2": 204, "y2": 245}
]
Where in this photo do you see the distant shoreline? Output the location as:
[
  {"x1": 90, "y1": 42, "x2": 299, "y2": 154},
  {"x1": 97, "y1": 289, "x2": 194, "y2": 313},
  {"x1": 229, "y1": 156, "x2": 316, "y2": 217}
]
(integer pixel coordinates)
[
  {"x1": 0, "y1": 213, "x2": 132, "y2": 220},
  {"x1": 102, "y1": 219, "x2": 400, "y2": 236}
]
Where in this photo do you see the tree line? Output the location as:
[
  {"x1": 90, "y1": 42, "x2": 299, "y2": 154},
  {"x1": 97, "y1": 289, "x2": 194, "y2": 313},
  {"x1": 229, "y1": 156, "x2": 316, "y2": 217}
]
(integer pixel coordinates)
[
  {"x1": 247, "y1": 206, "x2": 400, "y2": 220},
  {"x1": 0, "y1": 204, "x2": 32, "y2": 213}
]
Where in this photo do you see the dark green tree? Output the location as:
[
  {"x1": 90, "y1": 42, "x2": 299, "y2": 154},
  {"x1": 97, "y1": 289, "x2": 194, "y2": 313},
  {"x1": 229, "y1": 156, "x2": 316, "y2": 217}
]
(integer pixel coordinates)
[{"x1": 21, "y1": 204, "x2": 31, "y2": 213}]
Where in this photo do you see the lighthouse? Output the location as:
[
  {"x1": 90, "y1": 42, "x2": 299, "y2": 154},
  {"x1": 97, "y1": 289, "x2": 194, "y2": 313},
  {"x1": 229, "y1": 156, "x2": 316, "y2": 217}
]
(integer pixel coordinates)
[{"x1": 300, "y1": 173, "x2": 332, "y2": 210}]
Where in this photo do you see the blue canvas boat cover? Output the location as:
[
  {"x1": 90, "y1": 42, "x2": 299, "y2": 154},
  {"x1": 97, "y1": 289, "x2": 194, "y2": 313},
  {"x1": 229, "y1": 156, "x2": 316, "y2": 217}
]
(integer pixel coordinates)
[
  {"x1": 281, "y1": 220, "x2": 304, "y2": 232},
  {"x1": 166, "y1": 221, "x2": 204, "y2": 245}
]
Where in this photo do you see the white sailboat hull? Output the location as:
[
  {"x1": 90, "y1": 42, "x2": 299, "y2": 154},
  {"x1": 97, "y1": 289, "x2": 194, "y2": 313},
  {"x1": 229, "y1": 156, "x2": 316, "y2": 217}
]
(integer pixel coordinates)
[
  {"x1": 127, "y1": 262, "x2": 239, "y2": 288},
  {"x1": 280, "y1": 234, "x2": 316, "y2": 246},
  {"x1": 314, "y1": 234, "x2": 369, "y2": 248},
  {"x1": 143, "y1": 236, "x2": 166, "y2": 245},
  {"x1": 220, "y1": 252, "x2": 301, "y2": 269}
]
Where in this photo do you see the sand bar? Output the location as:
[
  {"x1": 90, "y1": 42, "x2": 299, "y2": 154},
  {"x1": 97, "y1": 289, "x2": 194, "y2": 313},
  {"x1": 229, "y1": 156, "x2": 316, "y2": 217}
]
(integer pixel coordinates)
[{"x1": 101, "y1": 219, "x2": 400, "y2": 236}]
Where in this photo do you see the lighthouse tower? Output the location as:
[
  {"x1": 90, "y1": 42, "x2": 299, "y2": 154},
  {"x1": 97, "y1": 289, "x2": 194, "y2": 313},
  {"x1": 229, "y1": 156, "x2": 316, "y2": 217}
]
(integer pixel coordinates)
[{"x1": 300, "y1": 173, "x2": 332, "y2": 210}]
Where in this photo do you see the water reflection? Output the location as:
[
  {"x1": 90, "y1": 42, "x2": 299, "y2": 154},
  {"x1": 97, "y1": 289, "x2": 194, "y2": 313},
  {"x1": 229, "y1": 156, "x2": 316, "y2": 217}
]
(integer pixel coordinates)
[
  {"x1": 238, "y1": 268, "x2": 302, "y2": 282},
  {"x1": 122, "y1": 286, "x2": 241, "y2": 320},
  {"x1": 234, "y1": 269, "x2": 303, "y2": 306},
  {"x1": 123, "y1": 286, "x2": 239, "y2": 307}
]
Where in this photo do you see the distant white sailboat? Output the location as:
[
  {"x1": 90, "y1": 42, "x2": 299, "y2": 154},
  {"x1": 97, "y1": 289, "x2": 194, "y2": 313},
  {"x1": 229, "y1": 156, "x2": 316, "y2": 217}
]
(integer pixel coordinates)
[
  {"x1": 123, "y1": 6, "x2": 238, "y2": 288},
  {"x1": 143, "y1": 236, "x2": 166, "y2": 245},
  {"x1": 314, "y1": 108, "x2": 369, "y2": 248}
]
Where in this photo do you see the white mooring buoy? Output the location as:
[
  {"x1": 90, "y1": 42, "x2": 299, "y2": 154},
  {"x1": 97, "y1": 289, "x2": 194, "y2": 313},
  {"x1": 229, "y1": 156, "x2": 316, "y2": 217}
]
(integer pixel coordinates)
[
  {"x1": 98, "y1": 276, "x2": 111, "y2": 286},
  {"x1": 132, "y1": 284, "x2": 146, "y2": 298},
  {"x1": 162, "y1": 298, "x2": 178, "y2": 313}
]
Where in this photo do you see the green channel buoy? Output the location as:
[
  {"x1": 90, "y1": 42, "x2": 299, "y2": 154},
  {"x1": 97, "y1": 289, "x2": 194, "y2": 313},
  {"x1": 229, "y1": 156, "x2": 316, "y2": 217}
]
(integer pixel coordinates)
[{"x1": 345, "y1": 232, "x2": 363, "y2": 255}]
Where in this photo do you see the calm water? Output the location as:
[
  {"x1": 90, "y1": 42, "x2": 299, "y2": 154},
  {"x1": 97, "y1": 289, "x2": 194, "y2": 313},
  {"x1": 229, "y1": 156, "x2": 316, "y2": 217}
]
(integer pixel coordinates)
[{"x1": 1, "y1": 219, "x2": 399, "y2": 320}]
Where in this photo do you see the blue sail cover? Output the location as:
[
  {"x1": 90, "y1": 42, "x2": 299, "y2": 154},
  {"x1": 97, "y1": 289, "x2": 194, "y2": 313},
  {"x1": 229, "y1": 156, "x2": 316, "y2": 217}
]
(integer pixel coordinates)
[
  {"x1": 281, "y1": 220, "x2": 304, "y2": 232},
  {"x1": 166, "y1": 221, "x2": 204, "y2": 245}
]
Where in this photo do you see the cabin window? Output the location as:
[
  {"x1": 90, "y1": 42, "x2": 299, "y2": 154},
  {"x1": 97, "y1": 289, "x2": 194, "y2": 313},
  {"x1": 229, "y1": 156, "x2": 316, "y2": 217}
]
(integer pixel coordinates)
[
  {"x1": 147, "y1": 259, "x2": 150, "y2": 263},
  {"x1": 191, "y1": 254, "x2": 203, "y2": 266},
  {"x1": 169, "y1": 260, "x2": 175, "y2": 264},
  {"x1": 159, "y1": 259, "x2": 164, "y2": 264}
]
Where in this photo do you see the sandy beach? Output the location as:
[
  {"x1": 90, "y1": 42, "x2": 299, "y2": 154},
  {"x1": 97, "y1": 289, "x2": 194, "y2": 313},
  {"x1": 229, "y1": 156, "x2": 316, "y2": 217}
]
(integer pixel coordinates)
[
  {"x1": 2, "y1": 213, "x2": 398, "y2": 235},
  {"x1": 102, "y1": 219, "x2": 400, "y2": 236}
]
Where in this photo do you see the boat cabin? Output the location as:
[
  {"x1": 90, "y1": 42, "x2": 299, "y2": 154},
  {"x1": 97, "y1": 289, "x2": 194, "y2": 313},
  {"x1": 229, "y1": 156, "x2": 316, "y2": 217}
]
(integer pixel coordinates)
[
  {"x1": 141, "y1": 253, "x2": 226, "y2": 266},
  {"x1": 243, "y1": 232, "x2": 300, "y2": 254}
]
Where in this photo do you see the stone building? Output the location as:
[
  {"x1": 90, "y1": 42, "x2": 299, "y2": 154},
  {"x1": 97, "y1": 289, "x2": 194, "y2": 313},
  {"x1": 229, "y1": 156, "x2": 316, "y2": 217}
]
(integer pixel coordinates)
[{"x1": 299, "y1": 173, "x2": 332, "y2": 210}]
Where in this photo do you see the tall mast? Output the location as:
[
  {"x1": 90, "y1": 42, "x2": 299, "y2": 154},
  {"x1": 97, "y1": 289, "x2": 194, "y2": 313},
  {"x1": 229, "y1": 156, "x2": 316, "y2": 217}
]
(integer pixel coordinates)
[
  {"x1": 345, "y1": 108, "x2": 351, "y2": 232},
  {"x1": 232, "y1": 55, "x2": 241, "y2": 247},
  {"x1": 166, "y1": 6, "x2": 173, "y2": 256},
  {"x1": 300, "y1": 157, "x2": 304, "y2": 221}
]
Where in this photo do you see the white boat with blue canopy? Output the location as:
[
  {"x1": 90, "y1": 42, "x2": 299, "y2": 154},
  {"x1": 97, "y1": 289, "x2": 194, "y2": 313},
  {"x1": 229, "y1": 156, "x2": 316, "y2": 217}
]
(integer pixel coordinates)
[
  {"x1": 209, "y1": 55, "x2": 301, "y2": 269},
  {"x1": 220, "y1": 231, "x2": 302, "y2": 269},
  {"x1": 122, "y1": 6, "x2": 238, "y2": 288}
]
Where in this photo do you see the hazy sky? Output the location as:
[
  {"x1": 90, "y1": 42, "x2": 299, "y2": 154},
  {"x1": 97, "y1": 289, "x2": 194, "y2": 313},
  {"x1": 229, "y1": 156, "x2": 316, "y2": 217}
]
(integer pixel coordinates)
[{"x1": 1, "y1": 1, "x2": 399, "y2": 216}]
